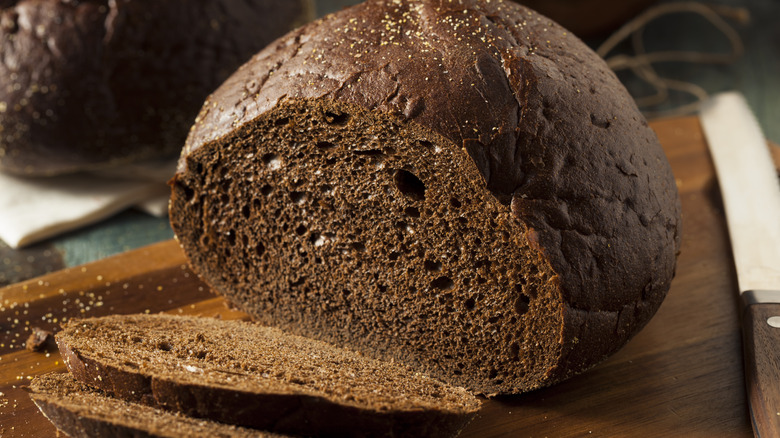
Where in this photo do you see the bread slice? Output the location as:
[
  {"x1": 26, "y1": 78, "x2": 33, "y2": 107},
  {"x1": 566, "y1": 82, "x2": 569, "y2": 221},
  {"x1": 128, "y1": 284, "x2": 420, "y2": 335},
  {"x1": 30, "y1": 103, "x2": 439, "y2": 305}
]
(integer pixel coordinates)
[
  {"x1": 169, "y1": 0, "x2": 681, "y2": 395},
  {"x1": 29, "y1": 372, "x2": 275, "y2": 438},
  {"x1": 56, "y1": 314, "x2": 481, "y2": 438}
]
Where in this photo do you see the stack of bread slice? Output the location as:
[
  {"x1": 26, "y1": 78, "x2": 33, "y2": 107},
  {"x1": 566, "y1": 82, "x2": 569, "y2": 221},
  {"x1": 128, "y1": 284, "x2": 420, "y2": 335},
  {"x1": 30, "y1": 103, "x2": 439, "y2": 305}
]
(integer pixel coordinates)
[{"x1": 29, "y1": 314, "x2": 481, "y2": 437}]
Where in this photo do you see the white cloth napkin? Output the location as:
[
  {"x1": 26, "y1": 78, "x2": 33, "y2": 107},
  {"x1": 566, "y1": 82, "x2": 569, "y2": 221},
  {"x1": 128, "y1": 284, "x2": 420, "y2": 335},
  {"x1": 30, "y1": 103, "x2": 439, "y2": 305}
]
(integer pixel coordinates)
[{"x1": 0, "y1": 159, "x2": 177, "y2": 249}]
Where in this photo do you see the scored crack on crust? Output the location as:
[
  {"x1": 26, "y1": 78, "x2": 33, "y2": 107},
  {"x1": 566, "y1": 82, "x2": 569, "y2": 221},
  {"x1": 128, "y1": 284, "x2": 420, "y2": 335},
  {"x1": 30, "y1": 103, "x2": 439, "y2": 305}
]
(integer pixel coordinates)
[
  {"x1": 170, "y1": 0, "x2": 682, "y2": 395},
  {"x1": 0, "y1": 0, "x2": 313, "y2": 175}
]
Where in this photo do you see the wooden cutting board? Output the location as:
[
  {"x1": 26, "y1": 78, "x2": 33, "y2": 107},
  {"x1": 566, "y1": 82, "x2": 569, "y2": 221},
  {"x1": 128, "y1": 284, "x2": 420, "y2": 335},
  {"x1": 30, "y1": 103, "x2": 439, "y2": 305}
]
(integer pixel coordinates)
[{"x1": 0, "y1": 116, "x2": 767, "y2": 437}]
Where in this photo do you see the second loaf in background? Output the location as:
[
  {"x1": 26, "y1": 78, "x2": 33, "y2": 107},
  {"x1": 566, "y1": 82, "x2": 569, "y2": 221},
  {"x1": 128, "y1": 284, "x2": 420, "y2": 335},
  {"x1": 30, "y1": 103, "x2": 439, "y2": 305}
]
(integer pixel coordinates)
[{"x1": 0, "y1": 0, "x2": 313, "y2": 175}]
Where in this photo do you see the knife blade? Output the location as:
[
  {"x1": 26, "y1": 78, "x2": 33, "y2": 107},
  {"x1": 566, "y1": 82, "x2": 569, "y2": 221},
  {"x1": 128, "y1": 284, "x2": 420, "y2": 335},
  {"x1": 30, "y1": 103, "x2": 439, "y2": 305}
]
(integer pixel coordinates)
[{"x1": 700, "y1": 91, "x2": 780, "y2": 437}]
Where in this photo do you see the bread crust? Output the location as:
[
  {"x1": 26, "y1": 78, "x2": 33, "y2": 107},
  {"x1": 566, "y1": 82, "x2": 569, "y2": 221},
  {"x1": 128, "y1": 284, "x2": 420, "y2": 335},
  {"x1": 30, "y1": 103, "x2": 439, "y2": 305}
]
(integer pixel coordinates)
[
  {"x1": 0, "y1": 0, "x2": 312, "y2": 175},
  {"x1": 174, "y1": 0, "x2": 681, "y2": 393}
]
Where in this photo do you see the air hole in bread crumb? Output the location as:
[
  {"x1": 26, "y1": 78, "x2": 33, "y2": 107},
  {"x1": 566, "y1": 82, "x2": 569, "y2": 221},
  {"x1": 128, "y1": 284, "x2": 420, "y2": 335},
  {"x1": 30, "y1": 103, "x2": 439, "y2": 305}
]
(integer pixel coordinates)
[
  {"x1": 275, "y1": 117, "x2": 290, "y2": 126},
  {"x1": 488, "y1": 369, "x2": 499, "y2": 379},
  {"x1": 404, "y1": 206, "x2": 420, "y2": 218},
  {"x1": 515, "y1": 292, "x2": 530, "y2": 315},
  {"x1": 180, "y1": 184, "x2": 195, "y2": 201},
  {"x1": 260, "y1": 185, "x2": 273, "y2": 197},
  {"x1": 354, "y1": 149, "x2": 384, "y2": 156},
  {"x1": 424, "y1": 260, "x2": 442, "y2": 272},
  {"x1": 464, "y1": 297, "x2": 476, "y2": 310},
  {"x1": 290, "y1": 191, "x2": 306, "y2": 204},
  {"x1": 393, "y1": 169, "x2": 425, "y2": 200},
  {"x1": 295, "y1": 225, "x2": 307, "y2": 236},
  {"x1": 226, "y1": 230, "x2": 236, "y2": 245},
  {"x1": 509, "y1": 342, "x2": 520, "y2": 360},
  {"x1": 418, "y1": 140, "x2": 433, "y2": 148},
  {"x1": 431, "y1": 276, "x2": 454, "y2": 290},
  {"x1": 262, "y1": 153, "x2": 282, "y2": 170},
  {"x1": 450, "y1": 197, "x2": 462, "y2": 208},
  {"x1": 475, "y1": 259, "x2": 491, "y2": 270},
  {"x1": 256, "y1": 242, "x2": 265, "y2": 257},
  {"x1": 388, "y1": 251, "x2": 400, "y2": 261},
  {"x1": 190, "y1": 159, "x2": 203, "y2": 174},
  {"x1": 316, "y1": 141, "x2": 336, "y2": 150},
  {"x1": 157, "y1": 341, "x2": 173, "y2": 351},
  {"x1": 324, "y1": 111, "x2": 351, "y2": 126},
  {"x1": 241, "y1": 205, "x2": 250, "y2": 219},
  {"x1": 351, "y1": 242, "x2": 366, "y2": 252}
]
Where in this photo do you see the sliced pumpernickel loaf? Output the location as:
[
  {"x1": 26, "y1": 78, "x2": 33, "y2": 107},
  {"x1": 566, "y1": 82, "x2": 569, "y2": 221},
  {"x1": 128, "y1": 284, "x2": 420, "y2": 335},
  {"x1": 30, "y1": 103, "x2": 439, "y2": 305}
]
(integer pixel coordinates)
[
  {"x1": 29, "y1": 372, "x2": 275, "y2": 438},
  {"x1": 169, "y1": 0, "x2": 682, "y2": 395},
  {"x1": 56, "y1": 314, "x2": 481, "y2": 438}
]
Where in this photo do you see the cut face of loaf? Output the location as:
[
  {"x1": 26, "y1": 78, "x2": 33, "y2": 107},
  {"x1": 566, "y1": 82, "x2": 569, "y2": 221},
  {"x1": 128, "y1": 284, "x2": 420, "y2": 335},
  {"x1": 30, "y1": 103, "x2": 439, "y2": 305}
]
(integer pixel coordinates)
[
  {"x1": 29, "y1": 372, "x2": 272, "y2": 438},
  {"x1": 172, "y1": 100, "x2": 563, "y2": 394},
  {"x1": 170, "y1": 0, "x2": 682, "y2": 395},
  {"x1": 56, "y1": 314, "x2": 480, "y2": 438}
]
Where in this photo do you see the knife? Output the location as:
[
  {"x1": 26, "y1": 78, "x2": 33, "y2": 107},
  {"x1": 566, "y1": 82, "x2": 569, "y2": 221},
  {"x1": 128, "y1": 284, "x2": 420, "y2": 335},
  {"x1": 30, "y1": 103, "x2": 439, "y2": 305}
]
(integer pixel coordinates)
[{"x1": 700, "y1": 91, "x2": 780, "y2": 437}]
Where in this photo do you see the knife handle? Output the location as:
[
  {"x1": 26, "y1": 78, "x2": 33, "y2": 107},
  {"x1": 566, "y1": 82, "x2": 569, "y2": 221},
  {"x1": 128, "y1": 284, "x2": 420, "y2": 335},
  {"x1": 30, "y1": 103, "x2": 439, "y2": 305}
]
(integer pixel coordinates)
[{"x1": 742, "y1": 301, "x2": 780, "y2": 437}]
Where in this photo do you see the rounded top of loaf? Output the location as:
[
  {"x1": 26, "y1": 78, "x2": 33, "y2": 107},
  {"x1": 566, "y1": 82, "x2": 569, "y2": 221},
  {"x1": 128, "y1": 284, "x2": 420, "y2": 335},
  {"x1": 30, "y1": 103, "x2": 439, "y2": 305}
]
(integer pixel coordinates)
[{"x1": 182, "y1": 0, "x2": 681, "y2": 387}]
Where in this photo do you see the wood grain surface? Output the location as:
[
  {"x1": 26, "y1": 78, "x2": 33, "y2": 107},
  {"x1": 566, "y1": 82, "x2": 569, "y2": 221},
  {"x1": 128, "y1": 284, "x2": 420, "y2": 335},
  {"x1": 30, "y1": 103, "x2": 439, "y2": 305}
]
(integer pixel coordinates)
[{"x1": 0, "y1": 116, "x2": 760, "y2": 436}]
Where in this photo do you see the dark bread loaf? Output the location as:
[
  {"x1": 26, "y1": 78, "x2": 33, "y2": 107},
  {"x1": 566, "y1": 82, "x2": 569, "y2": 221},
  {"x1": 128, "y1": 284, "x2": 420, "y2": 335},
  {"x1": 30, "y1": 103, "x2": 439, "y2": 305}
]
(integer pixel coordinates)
[
  {"x1": 169, "y1": 0, "x2": 682, "y2": 395},
  {"x1": 29, "y1": 372, "x2": 274, "y2": 438},
  {"x1": 56, "y1": 314, "x2": 481, "y2": 438},
  {"x1": 0, "y1": 0, "x2": 312, "y2": 175}
]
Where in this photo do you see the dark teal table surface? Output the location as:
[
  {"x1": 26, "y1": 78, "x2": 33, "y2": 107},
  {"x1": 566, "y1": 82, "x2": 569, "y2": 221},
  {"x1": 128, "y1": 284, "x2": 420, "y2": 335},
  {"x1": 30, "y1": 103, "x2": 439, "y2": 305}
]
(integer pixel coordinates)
[{"x1": 2, "y1": 0, "x2": 777, "y2": 285}]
